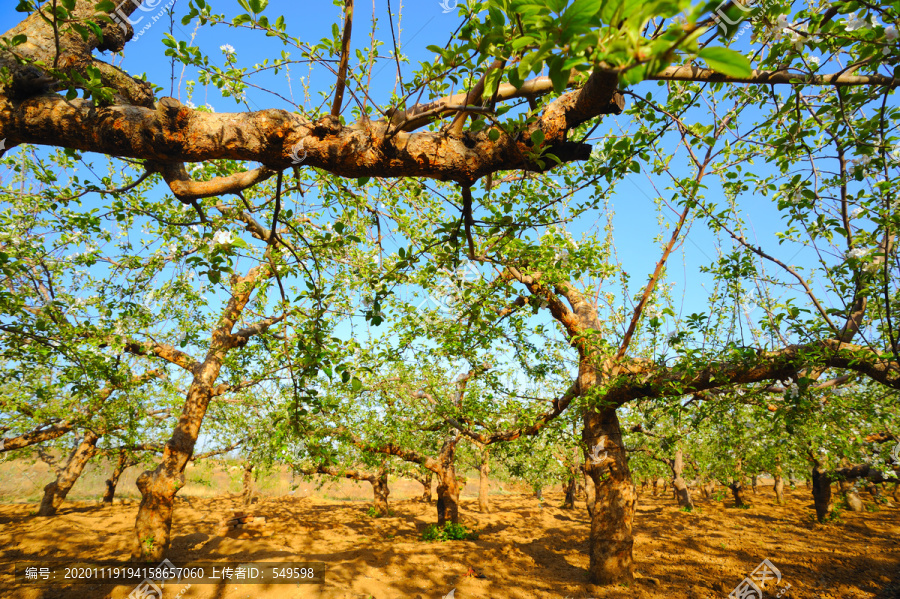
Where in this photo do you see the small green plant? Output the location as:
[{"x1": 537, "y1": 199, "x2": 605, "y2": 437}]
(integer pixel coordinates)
[
  {"x1": 420, "y1": 522, "x2": 478, "y2": 542},
  {"x1": 735, "y1": 502, "x2": 751, "y2": 509},
  {"x1": 712, "y1": 489, "x2": 727, "y2": 502},
  {"x1": 366, "y1": 506, "x2": 393, "y2": 518},
  {"x1": 680, "y1": 505, "x2": 695, "y2": 513}
]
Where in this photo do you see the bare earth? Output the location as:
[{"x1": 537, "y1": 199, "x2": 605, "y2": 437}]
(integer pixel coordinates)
[{"x1": 1, "y1": 481, "x2": 899, "y2": 599}]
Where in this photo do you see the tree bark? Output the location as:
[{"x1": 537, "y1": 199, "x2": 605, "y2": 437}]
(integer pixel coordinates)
[
  {"x1": 812, "y1": 463, "x2": 834, "y2": 522},
  {"x1": 584, "y1": 465, "x2": 597, "y2": 518},
  {"x1": 671, "y1": 450, "x2": 694, "y2": 510},
  {"x1": 416, "y1": 471, "x2": 433, "y2": 502},
  {"x1": 131, "y1": 265, "x2": 270, "y2": 560},
  {"x1": 38, "y1": 431, "x2": 100, "y2": 516},
  {"x1": 729, "y1": 480, "x2": 748, "y2": 507},
  {"x1": 563, "y1": 476, "x2": 577, "y2": 509},
  {"x1": 372, "y1": 468, "x2": 390, "y2": 515},
  {"x1": 241, "y1": 462, "x2": 255, "y2": 507},
  {"x1": 774, "y1": 459, "x2": 784, "y2": 504},
  {"x1": 840, "y1": 480, "x2": 864, "y2": 512},
  {"x1": 751, "y1": 474, "x2": 759, "y2": 494},
  {"x1": 436, "y1": 465, "x2": 460, "y2": 526},
  {"x1": 103, "y1": 450, "x2": 136, "y2": 505},
  {"x1": 478, "y1": 448, "x2": 491, "y2": 513},
  {"x1": 583, "y1": 406, "x2": 635, "y2": 585}
]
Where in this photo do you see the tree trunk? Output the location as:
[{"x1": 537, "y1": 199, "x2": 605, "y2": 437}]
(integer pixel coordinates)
[
  {"x1": 534, "y1": 485, "x2": 543, "y2": 501},
  {"x1": 773, "y1": 459, "x2": 784, "y2": 504},
  {"x1": 840, "y1": 481, "x2": 864, "y2": 512},
  {"x1": 38, "y1": 431, "x2": 100, "y2": 516},
  {"x1": 811, "y1": 463, "x2": 833, "y2": 523},
  {"x1": 583, "y1": 466, "x2": 597, "y2": 518},
  {"x1": 893, "y1": 482, "x2": 900, "y2": 503},
  {"x1": 241, "y1": 462, "x2": 254, "y2": 507},
  {"x1": 103, "y1": 450, "x2": 135, "y2": 505},
  {"x1": 562, "y1": 476, "x2": 576, "y2": 509},
  {"x1": 583, "y1": 406, "x2": 635, "y2": 585},
  {"x1": 751, "y1": 474, "x2": 759, "y2": 494},
  {"x1": 372, "y1": 468, "x2": 390, "y2": 515},
  {"x1": 436, "y1": 465, "x2": 459, "y2": 526},
  {"x1": 133, "y1": 371, "x2": 219, "y2": 560},
  {"x1": 729, "y1": 480, "x2": 747, "y2": 507},
  {"x1": 671, "y1": 450, "x2": 694, "y2": 509},
  {"x1": 417, "y1": 471, "x2": 433, "y2": 502},
  {"x1": 478, "y1": 449, "x2": 491, "y2": 513}
]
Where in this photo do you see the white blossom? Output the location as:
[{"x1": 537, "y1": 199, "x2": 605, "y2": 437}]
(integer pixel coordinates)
[
  {"x1": 809, "y1": 56, "x2": 820, "y2": 66},
  {"x1": 843, "y1": 13, "x2": 870, "y2": 32},
  {"x1": 220, "y1": 44, "x2": 235, "y2": 55},
  {"x1": 887, "y1": 25, "x2": 899, "y2": 41},
  {"x1": 846, "y1": 247, "x2": 869, "y2": 260},
  {"x1": 849, "y1": 207, "x2": 864, "y2": 219},
  {"x1": 212, "y1": 230, "x2": 234, "y2": 246}
]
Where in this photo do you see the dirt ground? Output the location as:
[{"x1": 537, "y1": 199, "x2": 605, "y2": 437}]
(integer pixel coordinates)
[{"x1": 1, "y1": 480, "x2": 899, "y2": 599}]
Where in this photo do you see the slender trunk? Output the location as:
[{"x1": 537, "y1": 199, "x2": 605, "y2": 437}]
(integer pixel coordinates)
[
  {"x1": 372, "y1": 468, "x2": 390, "y2": 515},
  {"x1": 751, "y1": 474, "x2": 759, "y2": 494},
  {"x1": 893, "y1": 482, "x2": 900, "y2": 503},
  {"x1": 133, "y1": 367, "x2": 219, "y2": 560},
  {"x1": 774, "y1": 459, "x2": 784, "y2": 504},
  {"x1": 103, "y1": 450, "x2": 135, "y2": 505},
  {"x1": 478, "y1": 449, "x2": 491, "y2": 513},
  {"x1": 583, "y1": 406, "x2": 635, "y2": 585},
  {"x1": 655, "y1": 477, "x2": 666, "y2": 496},
  {"x1": 865, "y1": 482, "x2": 882, "y2": 501},
  {"x1": 840, "y1": 481, "x2": 864, "y2": 512},
  {"x1": 436, "y1": 465, "x2": 459, "y2": 526},
  {"x1": 534, "y1": 485, "x2": 543, "y2": 501},
  {"x1": 729, "y1": 481, "x2": 748, "y2": 507},
  {"x1": 39, "y1": 431, "x2": 100, "y2": 516},
  {"x1": 241, "y1": 462, "x2": 254, "y2": 507},
  {"x1": 583, "y1": 465, "x2": 597, "y2": 518},
  {"x1": 562, "y1": 476, "x2": 576, "y2": 509},
  {"x1": 417, "y1": 471, "x2": 433, "y2": 502},
  {"x1": 811, "y1": 463, "x2": 833, "y2": 523},
  {"x1": 671, "y1": 450, "x2": 694, "y2": 509}
]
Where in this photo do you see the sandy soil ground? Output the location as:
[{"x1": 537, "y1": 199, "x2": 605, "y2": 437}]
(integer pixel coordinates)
[{"x1": 1, "y1": 482, "x2": 899, "y2": 599}]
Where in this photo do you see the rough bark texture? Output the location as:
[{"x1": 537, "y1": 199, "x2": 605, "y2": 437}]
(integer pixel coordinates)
[
  {"x1": 436, "y1": 465, "x2": 460, "y2": 526},
  {"x1": 730, "y1": 481, "x2": 748, "y2": 508},
  {"x1": 812, "y1": 464, "x2": 834, "y2": 522},
  {"x1": 103, "y1": 451, "x2": 136, "y2": 505},
  {"x1": 584, "y1": 467, "x2": 597, "y2": 518},
  {"x1": 671, "y1": 450, "x2": 694, "y2": 510},
  {"x1": 840, "y1": 481, "x2": 864, "y2": 512},
  {"x1": 774, "y1": 476, "x2": 785, "y2": 504},
  {"x1": 478, "y1": 449, "x2": 491, "y2": 514},
  {"x1": 132, "y1": 265, "x2": 270, "y2": 560},
  {"x1": 242, "y1": 462, "x2": 255, "y2": 507},
  {"x1": 583, "y1": 406, "x2": 635, "y2": 585},
  {"x1": 416, "y1": 471, "x2": 433, "y2": 502},
  {"x1": 563, "y1": 476, "x2": 577, "y2": 509},
  {"x1": 38, "y1": 431, "x2": 100, "y2": 516},
  {"x1": 372, "y1": 469, "x2": 390, "y2": 515}
]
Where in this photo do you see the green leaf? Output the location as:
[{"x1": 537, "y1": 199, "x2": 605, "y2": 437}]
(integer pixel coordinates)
[
  {"x1": 698, "y1": 47, "x2": 752, "y2": 78},
  {"x1": 560, "y1": 0, "x2": 602, "y2": 29}
]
